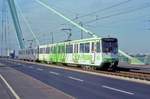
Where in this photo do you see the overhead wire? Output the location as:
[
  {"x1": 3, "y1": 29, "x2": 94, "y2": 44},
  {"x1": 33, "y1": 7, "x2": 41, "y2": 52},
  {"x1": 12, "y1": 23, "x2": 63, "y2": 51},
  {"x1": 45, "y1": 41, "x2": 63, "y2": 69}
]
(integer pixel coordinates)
[
  {"x1": 35, "y1": 0, "x2": 133, "y2": 38},
  {"x1": 85, "y1": 3, "x2": 150, "y2": 24},
  {"x1": 73, "y1": 0, "x2": 133, "y2": 20},
  {"x1": 35, "y1": 0, "x2": 98, "y2": 38},
  {"x1": 61, "y1": 0, "x2": 133, "y2": 26},
  {"x1": 34, "y1": 0, "x2": 144, "y2": 63}
]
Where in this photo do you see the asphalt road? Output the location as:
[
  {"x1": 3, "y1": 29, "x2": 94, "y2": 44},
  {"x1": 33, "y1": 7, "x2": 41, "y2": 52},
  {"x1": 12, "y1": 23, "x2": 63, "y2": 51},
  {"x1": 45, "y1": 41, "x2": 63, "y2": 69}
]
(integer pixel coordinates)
[
  {"x1": 0, "y1": 77, "x2": 15, "y2": 99},
  {"x1": 0, "y1": 60, "x2": 73, "y2": 99},
  {"x1": 1, "y1": 58, "x2": 150, "y2": 99}
]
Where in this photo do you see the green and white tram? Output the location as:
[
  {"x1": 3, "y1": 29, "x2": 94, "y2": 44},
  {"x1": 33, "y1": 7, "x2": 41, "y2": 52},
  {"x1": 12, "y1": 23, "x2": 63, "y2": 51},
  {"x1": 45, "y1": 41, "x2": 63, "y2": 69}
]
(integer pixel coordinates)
[{"x1": 38, "y1": 37, "x2": 119, "y2": 69}]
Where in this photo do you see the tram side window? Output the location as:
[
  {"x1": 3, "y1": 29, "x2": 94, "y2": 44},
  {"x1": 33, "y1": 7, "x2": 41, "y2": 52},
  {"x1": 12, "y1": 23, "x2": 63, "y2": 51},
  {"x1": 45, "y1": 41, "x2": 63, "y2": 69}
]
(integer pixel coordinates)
[
  {"x1": 51, "y1": 46, "x2": 54, "y2": 53},
  {"x1": 66, "y1": 44, "x2": 73, "y2": 53},
  {"x1": 46, "y1": 47, "x2": 50, "y2": 54},
  {"x1": 59, "y1": 45, "x2": 65, "y2": 53},
  {"x1": 85, "y1": 43, "x2": 90, "y2": 53},
  {"x1": 61, "y1": 46, "x2": 65, "y2": 53},
  {"x1": 91, "y1": 42, "x2": 95, "y2": 52},
  {"x1": 80, "y1": 43, "x2": 84, "y2": 53},
  {"x1": 80, "y1": 43, "x2": 90, "y2": 53},
  {"x1": 74, "y1": 44, "x2": 78, "y2": 53},
  {"x1": 58, "y1": 46, "x2": 62, "y2": 53},
  {"x1": 96, "y1": 42, "x2": 101, "y2": 52},
  {"x1": 40, "y1": 48, "x2": 45, "y2": 54},
  {"x1": 57, "y1": 46, "x2": 59, "y2": 53},
  {"x1": 49, "y1": 47, "x2": 51, "y2": 53},
  {"x1": 51, "y1": 46, "x2": 56, "y2": 53},
  {"x1": 54, "y1": 46, "x2": 57, "y2": 53},
  {"x1": 43, "y1": 48, "x2": 46, "y2": 54},
  {"x1": 50, "y1": 46, "x2": 56, "y2": 53},
  {"x1": 40, "y1": 48, "x2": 42, "y2": 54}
]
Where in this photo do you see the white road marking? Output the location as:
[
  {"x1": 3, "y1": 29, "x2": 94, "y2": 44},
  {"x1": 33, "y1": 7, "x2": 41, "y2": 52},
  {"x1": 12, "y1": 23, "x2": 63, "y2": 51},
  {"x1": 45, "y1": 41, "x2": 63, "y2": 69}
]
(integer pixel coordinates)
[
  {"x1": 0, "y1": 74, "x2": 21, "y2": 99},
  {"x1": 68, "y1": 76, "x2": 84, "y2": 82},
  {"x1": 28, "y1": 66, "x2": 34, "y2": 69},
  {"x1": 36, "y1": 68, "x2": 43, "y2": 71},
  {"x1": 17, "y1": 63, "x2": 21, "y2": 65},
  {"x1": 102, "y1": 85, "x2": 135, "y2": 95},
  {"x1": 22, "y1": 65, "x2": 25, "y2": 67},
  {"x1": 49, "y1": 71, "x2": 60, "y2": 75},
  {"x1": 0, "y1": 63, "x2": 4, "y2": 66}
]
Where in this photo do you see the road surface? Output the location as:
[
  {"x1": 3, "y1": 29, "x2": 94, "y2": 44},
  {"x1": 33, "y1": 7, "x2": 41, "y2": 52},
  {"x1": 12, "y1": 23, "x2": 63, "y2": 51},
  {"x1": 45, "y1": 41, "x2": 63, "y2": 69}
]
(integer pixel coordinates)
[{"x1": 0, "y1": 58, "x2": 150, "y2": 99}]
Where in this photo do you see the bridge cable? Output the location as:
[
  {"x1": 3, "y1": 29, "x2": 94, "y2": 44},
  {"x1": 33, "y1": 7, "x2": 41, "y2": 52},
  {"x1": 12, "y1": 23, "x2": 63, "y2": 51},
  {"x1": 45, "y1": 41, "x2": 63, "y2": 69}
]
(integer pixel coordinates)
[
  {"x1": 35, "y1": 0, "x2": 144, "y2": 64},
  {"x1": 15, "y1": 1, "x2": 40, "y2": 46},
  {"x1": 35, "y1": 0, "x2": 98, "y2": 38}
]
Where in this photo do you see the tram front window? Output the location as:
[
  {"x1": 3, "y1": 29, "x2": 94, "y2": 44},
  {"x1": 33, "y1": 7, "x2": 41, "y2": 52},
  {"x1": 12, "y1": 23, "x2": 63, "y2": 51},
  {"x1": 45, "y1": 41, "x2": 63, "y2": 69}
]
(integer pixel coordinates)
[{"x1": 102, "y1": 38, "x2": 118, "y2": 54}]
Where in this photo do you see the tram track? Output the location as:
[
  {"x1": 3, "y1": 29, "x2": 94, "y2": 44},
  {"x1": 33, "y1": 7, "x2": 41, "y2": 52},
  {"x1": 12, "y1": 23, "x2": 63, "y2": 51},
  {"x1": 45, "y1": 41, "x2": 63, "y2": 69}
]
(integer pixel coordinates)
[
  {"x1": 65, "y1": 66, "x2": 150, "y2": 81},
  {"x1": 36, "y1": 61, "x2": 150, "y2": 82},
  {"x1": 95, "y1": 70, "x2": 150, "y2": 81}
]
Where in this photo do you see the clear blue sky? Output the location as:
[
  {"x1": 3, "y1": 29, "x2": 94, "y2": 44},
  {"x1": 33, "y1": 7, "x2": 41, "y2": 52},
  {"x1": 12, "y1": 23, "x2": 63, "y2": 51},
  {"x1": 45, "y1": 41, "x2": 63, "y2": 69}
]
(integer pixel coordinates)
[{"x1": 0, "y1": 0, "x2": 150, "y2": 54}]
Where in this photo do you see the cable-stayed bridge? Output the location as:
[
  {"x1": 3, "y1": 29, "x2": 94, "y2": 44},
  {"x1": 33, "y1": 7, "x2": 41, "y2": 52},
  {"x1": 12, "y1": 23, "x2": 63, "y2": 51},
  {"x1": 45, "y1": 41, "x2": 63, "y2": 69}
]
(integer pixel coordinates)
[
  {"x1": 0, "y1": 1, "x2": 150, "y2": 99},
  {"x1": 0, "y1": 0, "x2": 146, "y2": 65}
]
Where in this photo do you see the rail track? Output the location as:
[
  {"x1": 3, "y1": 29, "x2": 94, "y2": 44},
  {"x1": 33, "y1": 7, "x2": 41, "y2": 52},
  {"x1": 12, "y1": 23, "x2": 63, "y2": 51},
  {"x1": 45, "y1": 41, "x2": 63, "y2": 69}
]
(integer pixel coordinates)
[
  {"x1": 38, "y1": 61, "x2": 150, "y2": 81},
  {"x1": 63, "y1": 66, "x2": 150, "y2": 81},
  {"x1": 94, "y1": 70, "x2": 150, "y2": 81}
]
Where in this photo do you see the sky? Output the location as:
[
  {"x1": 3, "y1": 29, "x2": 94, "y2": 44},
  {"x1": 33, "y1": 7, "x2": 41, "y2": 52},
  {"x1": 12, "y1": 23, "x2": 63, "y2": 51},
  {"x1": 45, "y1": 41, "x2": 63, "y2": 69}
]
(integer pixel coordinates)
[{"x1": 0, "y1": 0, "x2": 150, "y2": 54}]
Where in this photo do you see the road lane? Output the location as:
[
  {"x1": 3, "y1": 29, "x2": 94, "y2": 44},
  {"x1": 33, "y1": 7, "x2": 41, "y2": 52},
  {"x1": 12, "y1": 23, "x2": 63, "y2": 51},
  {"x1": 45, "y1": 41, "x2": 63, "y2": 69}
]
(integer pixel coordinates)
[
  {"x1": 1, "y1": 59, "x2": 150, "y2": 99},
  {"x1": 0, "y1": 74, "x2": 21, "y2": 99},
  {"x1": 0, "y1": 61, "x2": 74, "y2": 99},
  {"x1": 68, "y1": 76, "x2": 84, "y2": 82},
  {"x1": 36, "y1": 68, "x2": 44, "y2": 71},
  {"x1": 49, "y1": 71, "x2": 60, "y2": 76},
  {"x1": 0, "y1": 77, "x2": 15, "y2": 99},
  {"x1": 101, "y1": 85, "x2": 134, "y2": 95}
]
